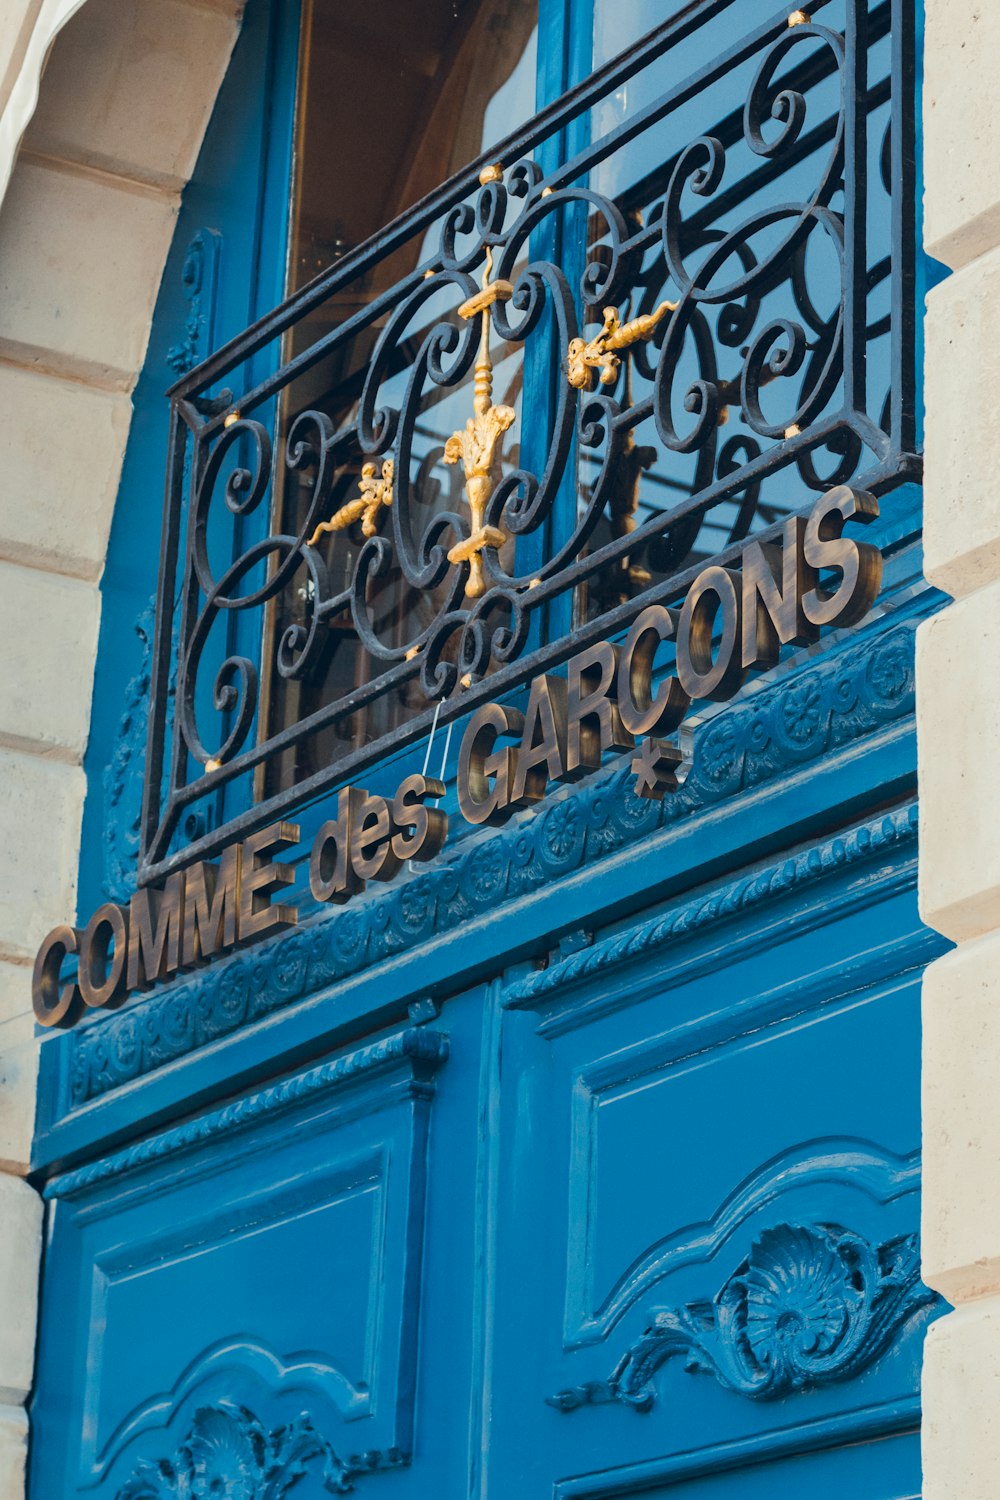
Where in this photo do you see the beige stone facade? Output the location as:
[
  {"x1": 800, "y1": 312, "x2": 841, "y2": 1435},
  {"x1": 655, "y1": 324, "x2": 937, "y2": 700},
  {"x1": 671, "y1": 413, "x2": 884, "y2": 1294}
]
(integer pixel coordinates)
[
  {"x1": 0, "y1": 2, "x2": 239, "y2": 1493},
  {"x1": 920, "y1": 5, "x2": 1000, "y2": 1495},
  {"x1": 0, "y1": 1, "x2": 995, "y2": 1495}
]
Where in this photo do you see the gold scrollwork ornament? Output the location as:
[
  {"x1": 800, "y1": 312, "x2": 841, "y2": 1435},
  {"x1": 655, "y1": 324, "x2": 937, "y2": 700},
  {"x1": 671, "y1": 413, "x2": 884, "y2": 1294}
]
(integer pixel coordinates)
[
  {"x1": 308, "y1": 458, "x2": 394, "y2": 545},
  {"x1": 566, "y1": 300, "x2": 676, "y2": 392},
  {"x1": 444, "y1": 246, "x2": 516, "y2": 599}
]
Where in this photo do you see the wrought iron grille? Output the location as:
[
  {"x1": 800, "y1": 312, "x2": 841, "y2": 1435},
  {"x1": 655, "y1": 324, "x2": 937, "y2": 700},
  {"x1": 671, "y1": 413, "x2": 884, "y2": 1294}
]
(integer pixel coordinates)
[{"x1": 140, "y1": 0, "x2": 917, "y2": 885}]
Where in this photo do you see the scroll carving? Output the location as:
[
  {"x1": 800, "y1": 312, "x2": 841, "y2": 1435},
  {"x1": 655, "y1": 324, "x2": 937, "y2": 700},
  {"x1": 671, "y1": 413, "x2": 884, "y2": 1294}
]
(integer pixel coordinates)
[
  {"x1": 547, "y1": 1223, "x2": 935, "y2": 1413},
  {"x1": 117, "y1": 1401, "x2": 405, "y2": 1497}
]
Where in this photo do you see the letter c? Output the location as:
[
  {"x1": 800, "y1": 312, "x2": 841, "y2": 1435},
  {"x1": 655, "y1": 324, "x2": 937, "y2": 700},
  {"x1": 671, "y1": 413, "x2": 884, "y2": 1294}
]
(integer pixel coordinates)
[
  {"x1": 617, "y1": 605, "x2": 690, "y2": 737},
  {"x1": 32, "y1": 924, "x2": 83, "y2": 1029}
]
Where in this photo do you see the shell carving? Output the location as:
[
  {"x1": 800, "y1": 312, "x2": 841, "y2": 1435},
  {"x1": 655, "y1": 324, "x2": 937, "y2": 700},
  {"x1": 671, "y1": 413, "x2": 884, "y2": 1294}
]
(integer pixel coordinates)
[
  {"x1": 547, "y1": 1222, "x2": 937, "y2": 1413},
  {"x1": 116, "y1": 1401, "x2": 405, "y2": 1498}
]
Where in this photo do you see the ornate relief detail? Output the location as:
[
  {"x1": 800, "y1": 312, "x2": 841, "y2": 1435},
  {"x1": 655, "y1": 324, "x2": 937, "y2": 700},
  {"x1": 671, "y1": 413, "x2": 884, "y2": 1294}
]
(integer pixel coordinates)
[
  {"x1": 102, "y1": 601, "x2": 155, "y2": 900},
  {"x1": 506, "y1": 803, "x2": 917, "y2": 1010},
  {"x1": 547, "y1": 1224, "x2": 935, "y2": 1414},
  {"x1": 103, "y1": 599, "x2": 181, "y2": 902},
  {"x1": 565, "y1": 300, "x2": 675, "y2": 391},
  {"x1": 53, "y1": 1029, "x2": 447, "y2": 1199},
  {"x1": 71, "y1": 621, "x2": 917, "y2": 1108},
  {"x1": 309, "y1": 460, "x2": 394, "y2": 544},
  {"x1": 166, "y1": 230, "x2": 222, "y2": 376},
  {"x1": 117, "y1": 1401, "x2": 405, "y2": 1497}
]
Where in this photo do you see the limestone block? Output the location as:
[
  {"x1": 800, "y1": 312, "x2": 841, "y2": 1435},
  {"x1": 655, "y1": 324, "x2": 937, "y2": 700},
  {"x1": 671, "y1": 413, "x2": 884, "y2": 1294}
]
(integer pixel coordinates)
[
  {"x1": 0, "y1": 992, "x2": 35, "y2": 1175},
  {"x1": 924, "y1": 252, "x2": 1000, "y2": 598},
  {"x1": 22, "y1": 0, "x2": 240, "y2": 191},
  {"x1": 0, "y1": 1407, "x2": 27, "y2": 1500},
  {"x1": 922, "y1": 934, "x2": 1000, "y2": 1301},
  {"x1": 0, "y1": 749, "x2": 82, "y2": 961},
  {"x1": 924, "y1": 2, "x2": 1000, "y2": 269},
  {"x1": 0, "y1": 1, "x2": 87, "y2": 210},
  {"x1": 0, "y1": 157, "x2": 177, "y2": 387},
  {"x1": 917, "y1": 586, "x2": 1000, "y2": 941},
  {"x1": 0, "y1": 561, "x2": 100, "y2": 759},
  {"x1": 0, "y1": 1033, "x2": 35, "y2": 1176},
  {"x1": 0, "y1": 363, "x2": 130, "y2": 581},
  {"x1": 0, "y1": 1175, "x2": 41, "y2": 1406},
  {"x1": 0, "y1": 960, "x2": 27, "y2": 1031},
  {"x1": 923, "y1": 1300, "x2": 1000, "y2": 1499}
]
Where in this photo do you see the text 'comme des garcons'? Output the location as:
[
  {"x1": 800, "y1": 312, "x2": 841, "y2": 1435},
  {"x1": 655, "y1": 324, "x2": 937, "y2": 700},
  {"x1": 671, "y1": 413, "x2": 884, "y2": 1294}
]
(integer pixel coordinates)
[{"x1": 33, "y1": 484, "x2": 879, "y2": 1029}]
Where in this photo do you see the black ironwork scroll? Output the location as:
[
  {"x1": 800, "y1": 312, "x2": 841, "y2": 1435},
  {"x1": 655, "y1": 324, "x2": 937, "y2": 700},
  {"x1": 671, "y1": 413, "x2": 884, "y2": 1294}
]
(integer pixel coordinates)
[{"x1": 140, "y1": 0, "x2": 917, "y2": 885}]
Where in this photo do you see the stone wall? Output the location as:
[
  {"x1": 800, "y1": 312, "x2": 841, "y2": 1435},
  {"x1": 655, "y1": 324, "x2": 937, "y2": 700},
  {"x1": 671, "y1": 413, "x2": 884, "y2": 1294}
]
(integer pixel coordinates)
[
  {"x1": 0, "y1": 2, "x2": 239, "y2": 1493},
  {"x1": 919, "y1": 5, "x2": 1000, "y2": 1496}
]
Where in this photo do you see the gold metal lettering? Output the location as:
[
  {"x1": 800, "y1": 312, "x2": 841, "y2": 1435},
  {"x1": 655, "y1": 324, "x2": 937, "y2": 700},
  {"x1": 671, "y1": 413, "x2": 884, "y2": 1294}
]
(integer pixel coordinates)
[
  {"x1": 128, "y1": 872, "x2": 185, "y2": 990},
  {"x1": 565, "y1": 641, "x2": 633, "y2": 779},
  {"x1": 617, "y1": 605, "x2": 690, "y2": 737},
  {"x1": 566, "y1": 301, "x2": 676, "y2": 392},
  {"x1": 32, "y1": 924, "x2": 83, "y2": 1028},
  {"x1": 456, "y1": 702, "x2": 524, "y2": 826},
  {"x1": 510, "y1": 675, "x2": 568, "y2": 806},
  {"x1": 391, "y1": 774, "x2": 448, "y2": 863},
  {"x1": 741, "y1": 516, "x2": 819, "y2": 670},
  {"x1": 802, "y1": 486, "x2": 881, "y2": 628},
  {"x1": 182, "y1": 846, "x2": 242, "y2": 965},
  {"x1": 239, "y1": 822, "x2": 299, "y2": 942},
  {"x1": 444, "y1": 247, "x2": 516, "y2": 598},
  {"x1": 311, "y1": 788, "x2": 367, "y2": 904},
  {"x1": 308, "y1": 459, "x2": 394, "y2": 545},
  {"x1": 676, "y1": 567, "x2": 746, "y2": 702},
  {"x1": 350, "y1": 794, "x2": 402, "y2": 884},
  {"x1": 78, "y1": 903, "x2": 130, "y2": 1010}
]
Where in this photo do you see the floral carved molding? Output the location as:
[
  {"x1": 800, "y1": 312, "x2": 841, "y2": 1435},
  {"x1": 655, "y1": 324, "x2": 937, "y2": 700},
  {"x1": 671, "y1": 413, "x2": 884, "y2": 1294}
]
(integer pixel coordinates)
[
  {"x1": 546, "y1": 1223, "x2": 936, "y2": 1414},
  {"x1": 117, "y1": 1401, "x2": 404, "y2": 1498}
]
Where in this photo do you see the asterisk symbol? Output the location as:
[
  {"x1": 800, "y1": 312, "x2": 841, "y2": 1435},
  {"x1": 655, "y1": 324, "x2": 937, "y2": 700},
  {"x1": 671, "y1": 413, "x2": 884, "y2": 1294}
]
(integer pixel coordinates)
[{"x1": 631, "y1": 737, "x2": 682, "y2": 800}]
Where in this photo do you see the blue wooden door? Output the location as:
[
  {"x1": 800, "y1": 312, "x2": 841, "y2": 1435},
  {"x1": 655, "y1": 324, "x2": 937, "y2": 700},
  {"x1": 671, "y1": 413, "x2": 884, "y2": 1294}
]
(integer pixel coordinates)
[{"x1": 28, "y1": 1, "x2": 942, "y2": 1496}]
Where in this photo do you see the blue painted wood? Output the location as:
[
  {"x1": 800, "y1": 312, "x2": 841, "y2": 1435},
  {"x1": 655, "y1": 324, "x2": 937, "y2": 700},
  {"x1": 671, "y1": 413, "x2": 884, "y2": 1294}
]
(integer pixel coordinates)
[
  {"x1": 31, "y1": 819, "x2": 939, "y2": 1497},
  {"x1": 33, "y1": 1030, "x2": 447, "y2": 1495},
  {"x1": 476, "y1": 842, "x2": 939, "y2": 1497},
  {"x1": 29, "y1": 3, "x2": 940, "y2": 1498}
]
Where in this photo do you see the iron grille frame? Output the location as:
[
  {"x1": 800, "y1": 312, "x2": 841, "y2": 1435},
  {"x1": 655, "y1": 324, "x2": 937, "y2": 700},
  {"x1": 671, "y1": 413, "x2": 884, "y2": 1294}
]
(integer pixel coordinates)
[{"x1": 139, "y1": 0, "x2": 918, "y2": 886}]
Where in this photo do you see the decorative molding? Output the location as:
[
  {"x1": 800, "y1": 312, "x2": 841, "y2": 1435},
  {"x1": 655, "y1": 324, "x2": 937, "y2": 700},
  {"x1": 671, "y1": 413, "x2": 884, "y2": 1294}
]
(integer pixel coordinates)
[
  {"x1": 547, "y1": 1222, "x2": 936, "y2": 1414},
  {"x1": 166, "y1": 229, "x2": 223, "y2": 376},
  {"x1": 564, "y1": 1139, "x2": 921, "y2": 1349},
  {"x1": 116, "y1": 1400, "x2": 405, "y2": 1498},
  {"x1": 507, "y1": 803, "x2": 919, "y2": 1012},
  {"x1": 102, "y1": 599, "x2": 156, "y2": 902},
  {"x1": 73, "y1": 619, "x2": 916, "y2": 1107},
  {"x1": 96, "y1": 1338, "x2": 372, "y2": 1481},
  {"x1": 49, "y1": 1028, "x2": 447, "y2": 1200},
  {"x1": 103, "y1": 595, "x2": 183, "y2": 902}
]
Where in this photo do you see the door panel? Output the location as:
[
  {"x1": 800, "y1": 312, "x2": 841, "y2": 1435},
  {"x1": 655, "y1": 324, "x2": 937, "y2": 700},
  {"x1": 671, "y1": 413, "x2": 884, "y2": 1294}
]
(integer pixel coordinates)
[
  {"x1": 30, "y1": 822, "x2": 939, "y2": 1498},
  {"x1": 32, "y1": 1032, "x2": 447, "y2": 1497},
  {"x1": 487, "y1": 839, "x2": 939, "y2": 1497}
]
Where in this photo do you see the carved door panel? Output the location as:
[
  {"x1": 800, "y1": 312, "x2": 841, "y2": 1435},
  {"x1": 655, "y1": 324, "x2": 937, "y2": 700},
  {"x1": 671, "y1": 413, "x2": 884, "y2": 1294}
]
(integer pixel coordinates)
[
  {"x1": 30, "y1": 1030, "x2": 452, "y2": 1497},
  {"x1": 486, "y1": 810, "x2": 941, "y2": 1497}
]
